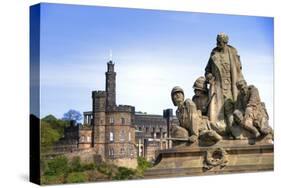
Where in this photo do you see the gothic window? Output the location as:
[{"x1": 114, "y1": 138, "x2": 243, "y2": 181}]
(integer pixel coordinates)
[
  {"x1": 121, "y1": 117, "x2": 125, "y2": 125},
  {"x1": 109, "y1": 132, "x2": 114, "y2": 142},
  {"x1": 120, "y1": 130, "x2": 125, "y2": 142}
]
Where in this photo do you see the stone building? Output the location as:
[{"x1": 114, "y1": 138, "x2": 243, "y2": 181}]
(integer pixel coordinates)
[
  {"x1": 59, "y1": 60, "x2": 179, "y2": 164},
  {"x1": 89, "y1": 61, "x2": 136, "y2": 167}
]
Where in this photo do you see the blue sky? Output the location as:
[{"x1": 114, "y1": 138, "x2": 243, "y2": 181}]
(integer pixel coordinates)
[{"x1": 38, "y1": 3, "x2": 274, "y2": 126}]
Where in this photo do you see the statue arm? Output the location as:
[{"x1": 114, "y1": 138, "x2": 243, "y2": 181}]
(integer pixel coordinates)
[
  {"x1": 247, "y1": 87, "x2": 260, "y2": 108},
  {"x1": 205, "y1": 57, "x2": 214, "y2": 81}
]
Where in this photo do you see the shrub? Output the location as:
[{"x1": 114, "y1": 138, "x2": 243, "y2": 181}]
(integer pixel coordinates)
[
  {"x1": 137, "y1": 156, "x2": 152, "y2": 172},
  {"x1": 66, "y1": 172, "x2": 87, "y2": 183},
  {"x1": 44, "y1": 156, "x2": 69, "y2": 176},
  {"x1": 41, "y1": 174, "x2": 64, "y2": 185},
  {"x1": 113, "y1": 167, "x2": 136, "y2": 180},
  {"x1": 69, "y1": 157, "x2": 83, "y2": 172}
]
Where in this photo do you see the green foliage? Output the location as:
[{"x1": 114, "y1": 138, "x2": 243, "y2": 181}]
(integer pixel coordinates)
[
  {"x1": 112, "y1": 167, "x2": 136, "y2": 180},
  {"x1": 44, "y1": 156, "x2": 69, "y2": 176},
  {"x1": 41, "y1": 174, "x2": 65, "y2": 185},
  {"x1": 69, "y1": 157, "x2": 83, "y2": 172},
  {"x1": 137, "y1": 156, "x2": 152, "y2": 172},
  {"x1": 82, "y1": 163, "x2": 96, "y2": 171},
  {"x1": 97, "y1": 163, "x2": 112, "y2": 177},
  {"x1": 41, "y1": 155, "x2": 148, "y2": 184},
  {"x1": 41, "y1": 114, "x2": 68, "y2": 153},
  {"x1": 65, "y1": 172, "x2": 87, "y2": 183},
  {"x1": 41, "y1": 121, "x2": 60, "y2": 153},
  {"x1": 42, "y1": 114, "x2": 68, "y2": 136}
]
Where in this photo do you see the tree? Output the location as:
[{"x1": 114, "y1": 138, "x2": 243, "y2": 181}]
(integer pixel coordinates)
[
  {"x1": 41, "y1": 121, "x2": 60, "y2": 153},
  {"x1": 62, "y1": 109, "x2": 82, "y2": 123}
]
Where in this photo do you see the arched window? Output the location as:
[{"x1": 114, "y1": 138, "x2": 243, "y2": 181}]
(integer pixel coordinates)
[
  {"x1": 80, "y1": 136, "x2": 85, "y2": 142},
  {"x1": 128, "y1": 132, "x2": 131, "y2": 142},
  {"x1": 109, "y1": 132, "x2": 114, "y2": 141}
]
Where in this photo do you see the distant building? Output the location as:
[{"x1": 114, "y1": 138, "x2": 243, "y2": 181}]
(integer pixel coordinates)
[{"x1": 57, "y1": 60, "x2": 179, "y2": 166}]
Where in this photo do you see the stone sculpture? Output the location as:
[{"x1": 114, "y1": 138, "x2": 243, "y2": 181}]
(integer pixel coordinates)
[
  {"x1": 169, "y1": 33, "x2": 273, "y2": 146},
  {"x1": 171, "y1": 86, "x2": 221, "y2": 146},
  {"x1": 205, "y1": 33, "x2": 244, "y2": 136},
  {"x1": 233, "y1": 80, "x2": 274, "y2": 139},
  {"x1": 145, "y1": 33, "x2": 274, "y2": 177}
]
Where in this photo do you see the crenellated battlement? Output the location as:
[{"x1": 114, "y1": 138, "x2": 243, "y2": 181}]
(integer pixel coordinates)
[
  {"x1": 92, "y1": 90, "x2": 106, "y2": 98},
  {"x1": 116, "y1": 105, "x2": 135, "y2": 113}
]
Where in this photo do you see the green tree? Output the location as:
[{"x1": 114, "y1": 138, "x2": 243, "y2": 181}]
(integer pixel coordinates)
[
  {"x1": 44, "y1": 156, "x2": 69, "y2": 176},
  {"x1": 41, "y1": 121, "x2": 60, "y2": 153},
  {"x1": 137, "y1": 156, "x2": 152, "y2": 172}
]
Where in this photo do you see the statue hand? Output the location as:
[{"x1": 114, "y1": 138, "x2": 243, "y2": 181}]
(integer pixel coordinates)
[{"x1": 189, "y1": 135, "x2": 197, "y2": 143}]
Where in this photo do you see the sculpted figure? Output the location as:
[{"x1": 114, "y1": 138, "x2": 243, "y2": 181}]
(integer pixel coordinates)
[
  {"x1": 192, "y1": 76, "x2": 209, "y2": 116},
  {"x1": 205, "y1": 33, "x2": 244, "y2": 135},
  {"x1": 171, "y1": 86, "x2": 221, "y2": 146},
  {"x1": 171, "y1": 86, "x2": 199, "y2": 143},
  {"x1": 233, "y1": 80, "x2": 273, "y2": 139}
]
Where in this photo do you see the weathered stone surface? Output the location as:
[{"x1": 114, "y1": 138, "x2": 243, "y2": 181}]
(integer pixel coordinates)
[{"x1": 144, "y1": 141, "x2": 273, "y2": 178}]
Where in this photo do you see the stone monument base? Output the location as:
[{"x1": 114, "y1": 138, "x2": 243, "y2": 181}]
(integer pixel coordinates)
[{"x1": 144, "y1": 140, "x2": 273, "y2": 178}]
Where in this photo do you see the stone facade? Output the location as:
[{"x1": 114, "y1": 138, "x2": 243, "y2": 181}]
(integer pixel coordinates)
[{"x1": 58, "y1": 61, "x2": 179, "y2": 165}]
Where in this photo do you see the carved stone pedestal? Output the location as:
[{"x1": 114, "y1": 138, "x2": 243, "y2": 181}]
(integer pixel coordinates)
[{"x1": 144, "y1": 140, "x2": 273, "y2": 178}]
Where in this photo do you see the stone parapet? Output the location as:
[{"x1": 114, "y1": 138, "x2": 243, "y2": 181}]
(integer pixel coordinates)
[{"x1": 144, "y1": 141, "x2": 273, "y2": 178}]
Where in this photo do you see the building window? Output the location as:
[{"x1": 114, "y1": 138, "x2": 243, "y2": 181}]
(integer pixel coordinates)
[
  {"x1": 80, "y1": 136, "x2": 85, "y2": 142},
  {"x1": 120, "y1": 148, "x2": 125, "y2": 156},
  {"x1": 120, "y1": 130, "x2": 125, "y2": 142},
  {"x1": 128, "y1": 132, "x2": 131, "y2": 142},
  {"x1": 109, "y1": 117, "x2": 114, "y2": 124},
  {"x1": 109, "y1": 132, "x2": 114, "y2": 141},
  {"x1": 87, "y1": 136, "x2": 91, "y2": 142},
  {"x1": 121, "y1": 117, "x2": 125, "y2": 125},
  {"x1": 109, "y1": 148, "x2": 114, "y2": 157},
  {"x1": 146, "y1": 127, "x2": 149, "y2": 133}
]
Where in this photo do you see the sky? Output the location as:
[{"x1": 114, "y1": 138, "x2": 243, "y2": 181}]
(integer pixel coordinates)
[{"x1": 37, "y1": 3, "x2": 274, "y2": 126}]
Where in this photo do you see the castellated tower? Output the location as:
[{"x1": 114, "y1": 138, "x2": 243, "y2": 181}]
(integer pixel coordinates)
[
  {"x1": 92, "y1": 91, "x2": 106, "y2": 156},
  {"x1": 91, "y1": 61, "x2": 137, "y2": 168},
  {"x1": 105, "y1": 61, "x2": 116, "y2": 111}
]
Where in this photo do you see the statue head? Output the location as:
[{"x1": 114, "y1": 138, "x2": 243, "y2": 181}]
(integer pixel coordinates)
[
  {"x1": 233, "y1": 109, "x2": 243, "y2": 124},
  {"x1": 193, "y1": 76, "x2": 208, "y2": 96},
  {"x1": 236, "y1": 80, "x2": 248, "y2": 94},
  {"x1": 216, "y1": 33, "x2": 229, "y2": 50},
  {"x1": 171, "y1": 86, "x2": 184, "y2": 106}
]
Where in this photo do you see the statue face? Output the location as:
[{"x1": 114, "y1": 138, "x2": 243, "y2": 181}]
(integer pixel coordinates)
[
  {"x1": 216, "y1": 39, "x2": 226, "y2": 50},
  {"x1": 194, "y1": 89, "x2": 204, "y2": 96},
  {"x1": 173, "y1": 91, "x2": 184, "y2": 106},
  {"x1": 237, "y1": 82, "x2": 247, "y2": 95}
]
